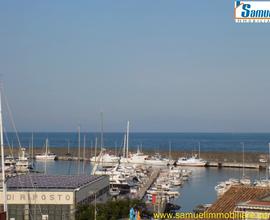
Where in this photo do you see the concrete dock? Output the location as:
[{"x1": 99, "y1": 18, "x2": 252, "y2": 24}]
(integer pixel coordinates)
[
  {"x1": 136, "y1": 168, "x2": 160, "y2": 200},
  {"x1": 206, "y1": 162, "x2": 266, "y2": 169}
]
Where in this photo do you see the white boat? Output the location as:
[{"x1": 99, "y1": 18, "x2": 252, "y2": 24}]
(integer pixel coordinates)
[
  {"x1": 126, "y1": 148, "x2": 148, "y2": 164},
  {"x1": 4, "y1": 156, "x2": 16, "y2": 172},
  {"x1": 171, "y1": 178, "x2": 182, "y2": 186},
  {"x1": 215, "y1": 178, "x2": 240, "y2": 196},
  {"x1": 254, "y1": 179, "x2": 270, "y2": 187},
  {"x1": 144, "y1": 153, "x2": 169, "y2": 166},
  {"x1": 240, "y1": 178, "x2": 251, "y2": 185},
  {"x1": 16, "y1": 148, "x2": 32, "y2": 172},
  {"x1": 35, "y1": 152, "x2": 57, "y2": 160},
  {"x1": 35, "y1": 139, "x2": 57, "y2": 160},
  {"x1": 109, "y1": 187, "x2": 120, "y2": 196},
  {"x1": 90, "y1": 153, "x2": 119, "y2": 163},
  {"x1": 177, "y1": 154, "x2": 207, "y2": 167},
  {"x1": 259, "y1": 158, "x2": 267, "y2": 163}
]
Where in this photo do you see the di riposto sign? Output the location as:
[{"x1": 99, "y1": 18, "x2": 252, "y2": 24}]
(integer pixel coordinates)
[
  {"x1": 235, "y1": 0, "x2": 270, "y2": 23},
  {"x1": 0, "y1": 191, "x2": 74, "y2": 205}
]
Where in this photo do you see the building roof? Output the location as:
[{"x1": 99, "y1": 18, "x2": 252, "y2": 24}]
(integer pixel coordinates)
[
  {"x1": 6, "y1": 174, "x2": 105, "y2": 189},
  {"x1": 204, "y1": 186, "x2": 270, "y2": 220}
]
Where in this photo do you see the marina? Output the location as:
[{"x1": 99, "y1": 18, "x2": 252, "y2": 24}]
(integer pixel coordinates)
[{"x1": 31, "y1": 159, "x2": 270, "y2": 211}]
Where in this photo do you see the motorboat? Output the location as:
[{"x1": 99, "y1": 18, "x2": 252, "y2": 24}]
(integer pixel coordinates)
[
  {"x1": 15, "y1": 148, "x2": 32, "y2": 173},
  {"x1": 35, "y1": 152, "x2": 57, "y2": 160},
  {"x1": 4, "y1": 156, "x2": 16, "y2": 173},
  {"x1": 90, "y1": 153, "x2": 120, "y2": 163},
  {"x1": 176, "y1": 154, "x2": 207, "y2": 167},
  {"x1": 35, "y1": 138, "x2": 57, "y2": 160},
  {"x1": 109, "y1": 187, "x2": 120, "y2": 196},
  {"x1": 144, "y1": 153, "x2": 169, "y2": 166},
  {"x1": 240, "y1": 177, "x2": 251, "y2": 185},
  {"x1": 126, "y1": 148, "x2": 148, "y2": 164}
]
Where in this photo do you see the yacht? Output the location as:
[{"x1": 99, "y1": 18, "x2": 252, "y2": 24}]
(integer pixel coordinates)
[
  {"x1": 109, "y1": 187, "x2": 120, "y2": 196},
  {"x1": 15, "y1": 148, "x2": 32, "y2": 172},
  {"x1": 177, "y1": 154, "x2": 207, "y2": 167},
  {"x1": 144, "y1": 153, "x2": 170, "y2": 166},
  {"x1": 4, "y1": 156, "x2": 16, "y2": 173},
  {"x1": 126, "y1": 148, "x2": 148, "y2": 164},
  {"x1": 35, "y1": 152, "x2": 57, "y2": 160},
  {"x1": 90, "y1": 153, "x2": 120, "y2": 163},
  {"x1": 35, "y1": 138, "x2": 57, "y2": 160}
]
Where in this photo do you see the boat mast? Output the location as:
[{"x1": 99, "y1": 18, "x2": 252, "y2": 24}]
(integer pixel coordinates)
[
  {"x1": 242, "y1": 142, "x2": 245, "y2": 178},
  {"x1": 83, "y1": 135, "x2": 86, "y2": 174},
  {"x1": 0, "y1": 88, "x2": 7, "y2": 215},
  {"x1": 45, "y1": 138, "x2": 48, "y2": 174},
  {"x1": 31, "y1": 132, "x2": 34, "y2": 166},
  {"x1": 198, "y1": 141, "x2": 201, "y2": 159},
  {"x1": 77, "y1": 125, "x2": 81, "y2": 175},
  {"x1": 94, "y1": 137, "x2": 97, "y2": 164},
  {"x1": 100, "y1": 112, "x2": 104, "y2": 150},
  {"x1": 123, "y1": 134, "x2": 126, "y2": 158},
  {"x1": 126, "y1": 121, "x2": 129, "y2": 158},
  {"x1": 266, "y1": 143, "x2": 270, "y2": 180},
  {"x1": 169, "y1": 141, "x2": 172, "y2": 160}
]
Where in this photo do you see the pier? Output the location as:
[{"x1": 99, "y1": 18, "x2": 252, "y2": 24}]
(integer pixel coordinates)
[
  {"x1": 206, "y1": 162, "x2": 266, "y2": 169},
  {"x1": 136, "y1": 168, "x2": 160, "y2": 200}
]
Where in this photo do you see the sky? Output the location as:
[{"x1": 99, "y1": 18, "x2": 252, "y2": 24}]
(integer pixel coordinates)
[{"x1": 0, "y1": 1, "x2": 270, "y2": 132}]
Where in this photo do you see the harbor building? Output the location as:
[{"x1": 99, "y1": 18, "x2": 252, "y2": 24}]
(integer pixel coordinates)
[
  {"x1": 0, "y1": 174, "x2": 109, "y2": 220},
  {"x1": 198, "y1": 186, "x2": 270, "y2": 220}
]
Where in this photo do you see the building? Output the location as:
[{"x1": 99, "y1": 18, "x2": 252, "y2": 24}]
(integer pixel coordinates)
[
  {"x1": 203, "y1": 186, "x2": 270, "y2": 220},
  {"x1": 235, "y1": 194, "x2": 270, "y2": 220},
  {"x1": 0, "y1": 174, "x2": 109, "y2": 220}
]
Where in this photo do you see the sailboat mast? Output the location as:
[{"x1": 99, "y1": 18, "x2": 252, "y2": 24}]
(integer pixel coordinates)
[
  {"x1": 31, "y1": 132, "x2": 34, "y2": 161},
  {"x1": 199, "y1": 142, "x2": 201, "y2": 158},
  {"x1": 100, "y1": 112, "x2": 104, "y2": 150},
  {"x1": 45, "y1": 138, "x2": 48, "y2": 174},
  {"x1": 242, "y1": 142, "x2": 245, "y2": 177},
  {"x1": 83, "y1": 135, "x2": 86, "y2": 174},
  {"x1": 169, "y1": 141, "x2": 172, "y2": 160},
  {"x1": 126, "y1": 121, "x2": 129, "y2": 158},
  {"x1": 94, "y1": 137, "x2": 97, "y2": 164},
  {"x1": 77, "y1": 126, "x2": 81, "y2": 175},
  {"x1": 266, "y1": 143, "x2": 270, "y2": 180},
  {"x1": 0, "y1": 88, "x2": 7, "y2": 214},
  {"x1": 123, "y1": 134, "x2": 126, "y2": 158}
]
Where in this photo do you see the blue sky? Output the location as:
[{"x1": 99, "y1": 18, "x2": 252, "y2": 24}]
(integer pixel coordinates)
[{"x1": 0, "y1": 1, "x2": 269, "y2": 132}]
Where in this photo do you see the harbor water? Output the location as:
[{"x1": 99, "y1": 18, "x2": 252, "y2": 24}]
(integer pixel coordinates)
[{"x1": 34, "y1": 160, "x2": 267, "y2": 212}]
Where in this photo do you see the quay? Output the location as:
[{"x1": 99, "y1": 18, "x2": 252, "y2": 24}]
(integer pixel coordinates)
[
  {"x1": 56, "y1": 155, "x2": 268, "y2": 170},
  {"x1": 136, "y1": 168, "x2": 160, "y2": 200},
  {"x1": 206, "y1": 162, "x2": 266, "y2": 169}
]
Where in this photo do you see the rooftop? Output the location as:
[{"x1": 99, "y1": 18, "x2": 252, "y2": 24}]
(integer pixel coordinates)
[
  {"x1": 6, "y1": 174, "x2": 105, "y2": 189},
  {"x1": 204, "y1": 186, "x2": 270, "y2": 220}
]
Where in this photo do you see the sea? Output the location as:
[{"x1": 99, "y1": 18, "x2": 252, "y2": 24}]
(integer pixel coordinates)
[
  {"x1": 8, "y1": 132, "x2": 270, "y2": 211},
  {"x1": 5, "y1": 132, "x2": 270, "y2": 152}
]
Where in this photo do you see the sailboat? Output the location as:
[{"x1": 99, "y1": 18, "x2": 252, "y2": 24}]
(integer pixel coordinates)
[
  {"x1": 239, "y1": 142, "x2": 251, "y2": 185},
  {"x1": 35, "y1": 138, "x2": 57, "y2": 160}
]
